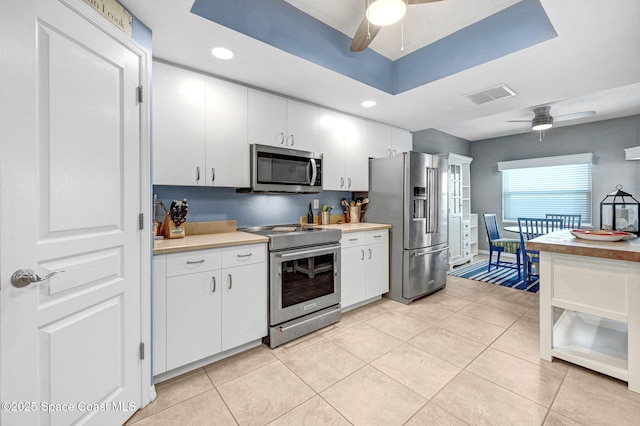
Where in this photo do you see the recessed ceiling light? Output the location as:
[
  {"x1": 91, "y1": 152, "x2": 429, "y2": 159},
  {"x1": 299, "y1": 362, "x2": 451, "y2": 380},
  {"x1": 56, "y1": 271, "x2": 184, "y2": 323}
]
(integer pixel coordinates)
[
  {"x1": 361, "y1": 100, "x2": 377, "y2": 108},
  {"x1": 210, "y1": 46, "x2": 235, "y2": 60}
]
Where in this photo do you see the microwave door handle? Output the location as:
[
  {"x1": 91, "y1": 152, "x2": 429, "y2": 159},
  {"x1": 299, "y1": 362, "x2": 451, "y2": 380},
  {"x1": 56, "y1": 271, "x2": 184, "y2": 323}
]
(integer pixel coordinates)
[{"x1": 309, "y1": 158, "x2": 317, "y2": 185}]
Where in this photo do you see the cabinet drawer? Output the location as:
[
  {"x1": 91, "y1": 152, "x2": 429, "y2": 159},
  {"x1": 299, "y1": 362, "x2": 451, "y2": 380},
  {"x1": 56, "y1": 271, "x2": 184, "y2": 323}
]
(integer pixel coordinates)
[
  {"x1": 341, "y1": 232, "x2": 366, "y2": 248},
  {"x1": 221, "y1": 244, "x2": 266, "y2": 268},
  {"x1": 166, "y1": 249, "x2": 221, "y2": 277},
  {"x1": 366, "y1": 230, "x2": 388, "y2": 245}
]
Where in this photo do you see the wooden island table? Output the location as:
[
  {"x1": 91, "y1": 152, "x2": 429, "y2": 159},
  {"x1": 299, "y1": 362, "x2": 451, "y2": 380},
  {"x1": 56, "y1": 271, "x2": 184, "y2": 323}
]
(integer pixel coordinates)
[{"x1": 528, "y1": 230, "x2": 640, "y2": 393}]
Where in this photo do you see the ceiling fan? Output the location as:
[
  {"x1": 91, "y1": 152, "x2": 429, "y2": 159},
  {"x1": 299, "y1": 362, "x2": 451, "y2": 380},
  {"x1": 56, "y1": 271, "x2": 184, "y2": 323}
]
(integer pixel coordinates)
[
  {"x1": 508, "y1": 106, "x2": 596, "y2": 138},
  {"x1": 350, "y1": 0, "x2": 444, "y2": 52}
]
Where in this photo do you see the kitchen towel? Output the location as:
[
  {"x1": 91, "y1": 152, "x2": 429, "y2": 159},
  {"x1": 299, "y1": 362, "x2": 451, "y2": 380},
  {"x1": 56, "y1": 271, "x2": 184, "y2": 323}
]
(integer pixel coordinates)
[{"x1": 448, "y1": 260, "x2": 538, "y2": 293}]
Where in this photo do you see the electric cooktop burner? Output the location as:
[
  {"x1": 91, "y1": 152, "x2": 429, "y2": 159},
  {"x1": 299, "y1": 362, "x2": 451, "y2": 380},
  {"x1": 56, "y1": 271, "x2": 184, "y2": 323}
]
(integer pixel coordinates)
[{"x1": 240, "y1": 224, "x2": 341, "y2": 251}]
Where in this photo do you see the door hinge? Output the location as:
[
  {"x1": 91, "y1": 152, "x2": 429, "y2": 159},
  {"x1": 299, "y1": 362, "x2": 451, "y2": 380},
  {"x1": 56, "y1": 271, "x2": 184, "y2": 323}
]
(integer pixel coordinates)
[
  {"x1": 137, "y1": 86, "x2": 143, "y2": 103},
  {"x1": 139, "y1": 342, "x2": 145, "y2": 360},
  {"x1": 139, "y1": 213, "x2": 144, "y2": 230}
]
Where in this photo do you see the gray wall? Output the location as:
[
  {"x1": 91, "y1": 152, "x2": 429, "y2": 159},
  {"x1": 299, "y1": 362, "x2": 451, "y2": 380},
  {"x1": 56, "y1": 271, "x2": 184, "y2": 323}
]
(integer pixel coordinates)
[
  {"x1": 413, "y1": 128, "x2": 471, "y2": 156},
  {"x1": 470, "y1": 115, "x2": 640, "y2": 251}
]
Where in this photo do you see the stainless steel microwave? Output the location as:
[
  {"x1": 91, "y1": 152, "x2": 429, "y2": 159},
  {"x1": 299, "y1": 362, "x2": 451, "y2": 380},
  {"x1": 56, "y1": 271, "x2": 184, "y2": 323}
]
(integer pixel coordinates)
[{"x1": 249, "y1": 144, "x2": 322, "y2": 193}]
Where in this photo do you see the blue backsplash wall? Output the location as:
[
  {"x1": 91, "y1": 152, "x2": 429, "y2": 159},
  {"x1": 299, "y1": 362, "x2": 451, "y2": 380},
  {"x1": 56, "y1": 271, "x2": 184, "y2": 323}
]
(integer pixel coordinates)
[{"x1": 154, "y1": 186, "x2": 353, "y2": 227}]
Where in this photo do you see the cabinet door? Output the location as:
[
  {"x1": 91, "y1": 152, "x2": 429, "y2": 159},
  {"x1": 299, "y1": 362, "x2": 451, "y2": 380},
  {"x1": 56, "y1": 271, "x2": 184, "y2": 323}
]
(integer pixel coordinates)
[
  {"x1": 152, "y1": 62, "x2": 206, "y2": 185},
  {"x1": 367, "y1": 121, "x2": 392, "y2": 159},
  {"x1": 221, "y1": 262, "x2": 267, "y2": 351},
  {"x1": 248, "y1": 89, "x2": 287, "y2": 147},
  {"x1": 286, "y1": 100, "x2": 318, "y2": 151},
  {"x1": 318, "y1": 110, "x2": 347, "y2": 191},
  {"x1": 341, "y1": 246, "x2": 366, "y2": 309},
  {"x1": 166, "y1": 270, "x2": 222, "y2": 371},
  {"x1": 344, "y1": 116, "x2": 369, "y2": 191},
  {"x1": 365, "y1": 242, "x2": 389, "y2": 298},
  {"x1": 391, "y1": 127, "x2": 412, "y2": 154},
  {"x1": 448, "y1": 213, "x2": 463, "y2": 263},
  {"x1": 205, "y1": 78, "x2": 249, "y2": 187}
]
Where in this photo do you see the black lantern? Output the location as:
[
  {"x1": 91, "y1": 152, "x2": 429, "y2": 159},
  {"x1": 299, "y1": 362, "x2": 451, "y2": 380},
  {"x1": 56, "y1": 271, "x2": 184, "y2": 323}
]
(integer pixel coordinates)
[{"x1": 600, "y1": 185, "x2": 640, "y2": 234}]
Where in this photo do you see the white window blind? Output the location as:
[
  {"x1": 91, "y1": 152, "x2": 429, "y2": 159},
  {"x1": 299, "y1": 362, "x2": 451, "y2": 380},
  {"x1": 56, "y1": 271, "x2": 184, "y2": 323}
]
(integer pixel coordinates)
[{"x1": 499, "y1": 154, "x2": 592, "y2": 223}]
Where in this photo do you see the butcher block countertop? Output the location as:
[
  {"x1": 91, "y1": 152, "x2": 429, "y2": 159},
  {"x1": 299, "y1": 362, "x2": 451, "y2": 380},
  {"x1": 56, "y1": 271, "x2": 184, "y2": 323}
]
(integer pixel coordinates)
[
  {"x1": 153, "y1": 220, "x2": 268, "y2": 255},
  {"x1": 527, "y1": 229, "x2": 640, "y2": 262}
]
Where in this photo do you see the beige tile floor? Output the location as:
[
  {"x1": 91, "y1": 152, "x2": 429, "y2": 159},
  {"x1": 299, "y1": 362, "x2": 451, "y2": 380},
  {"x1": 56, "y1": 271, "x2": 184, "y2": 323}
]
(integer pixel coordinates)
[{"x1": 127, "y1": 276, "x2": 640, "y2": 426}]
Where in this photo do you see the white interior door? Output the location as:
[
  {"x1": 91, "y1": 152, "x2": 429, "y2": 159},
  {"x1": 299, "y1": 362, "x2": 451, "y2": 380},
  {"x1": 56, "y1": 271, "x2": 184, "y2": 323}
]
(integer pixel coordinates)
[{"x1": 0, "y1": 1, "x2": 145, "y2": 424}]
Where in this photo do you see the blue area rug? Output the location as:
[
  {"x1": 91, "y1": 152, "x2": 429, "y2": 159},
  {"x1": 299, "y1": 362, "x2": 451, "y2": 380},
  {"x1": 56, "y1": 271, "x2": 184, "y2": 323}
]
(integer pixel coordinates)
[{"x1": 448, "y1": 260, "x2": 539, "y2": 293}]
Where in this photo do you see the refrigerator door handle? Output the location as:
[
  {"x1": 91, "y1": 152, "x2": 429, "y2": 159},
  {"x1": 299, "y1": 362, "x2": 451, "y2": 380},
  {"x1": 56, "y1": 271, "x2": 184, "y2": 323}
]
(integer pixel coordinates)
[
  {"x1": 412, "y1": 246, "x2": 449, "y2": 257},
  {"x1": 425, "y1": 167, "x2": 439, "y2": 233}
]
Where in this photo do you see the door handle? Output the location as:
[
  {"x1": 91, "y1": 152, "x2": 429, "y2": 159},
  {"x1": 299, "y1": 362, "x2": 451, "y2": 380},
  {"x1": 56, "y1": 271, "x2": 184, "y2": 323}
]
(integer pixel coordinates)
[
  {"x1": 11, "y1": 268, "x2": 65, "y2": 288},
  {"x1": 412, "y1": 246, "x2": 449, "y2": 257}
]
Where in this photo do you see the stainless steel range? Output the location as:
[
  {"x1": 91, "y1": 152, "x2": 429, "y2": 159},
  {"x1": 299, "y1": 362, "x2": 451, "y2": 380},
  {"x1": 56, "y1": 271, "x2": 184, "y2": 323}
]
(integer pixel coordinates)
[{"x1": 240, "y1": 224, "x2": 342, "y2": 348}]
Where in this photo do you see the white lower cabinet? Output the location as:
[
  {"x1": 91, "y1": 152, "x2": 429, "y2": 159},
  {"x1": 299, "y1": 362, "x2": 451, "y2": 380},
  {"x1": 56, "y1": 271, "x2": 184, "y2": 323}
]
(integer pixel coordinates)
[
  {"x1": 340, "y1": 230, "x2": 389, "y2": 310},
  {"x1": 167, "y1": 270, "x2": 222, "y2": 371},
  {"x1": 221, "y1": 262, "x2": 267, "y2": 351},
  {"x1": 153, "y1": 243, "x2": 267, "y2": 377}
]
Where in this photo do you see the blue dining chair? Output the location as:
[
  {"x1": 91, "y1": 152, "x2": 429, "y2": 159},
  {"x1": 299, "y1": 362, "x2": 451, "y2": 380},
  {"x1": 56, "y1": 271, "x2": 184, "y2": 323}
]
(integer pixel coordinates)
[
  {"x1": 545, "y1": 214, "x2": 582, "y2": 229},
  {"x1": 483, "y1": 214, "x2": 521, "y2": 279},
  {"x1": 517, "y1": 217, "x2": 564, "y2": 285}
]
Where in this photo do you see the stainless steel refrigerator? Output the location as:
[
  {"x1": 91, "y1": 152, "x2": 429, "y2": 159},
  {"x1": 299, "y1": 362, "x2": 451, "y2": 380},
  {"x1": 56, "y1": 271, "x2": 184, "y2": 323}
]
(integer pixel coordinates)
[{"x1": 368, "y1": 152, "x2": 448, "y2": 304}]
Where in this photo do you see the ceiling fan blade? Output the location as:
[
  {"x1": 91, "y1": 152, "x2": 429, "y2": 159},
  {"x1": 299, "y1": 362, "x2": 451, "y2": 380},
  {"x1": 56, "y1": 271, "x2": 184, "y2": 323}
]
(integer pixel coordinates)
[
  {"x1": 553, "y1": 110, "x2": 596, "y2": 122},
  {"x1": 408, "y1": 0, "x2": 445, "y2": 4},
  {"x1": 350, "y1": 17, "x2": 381, "y2": 52}
]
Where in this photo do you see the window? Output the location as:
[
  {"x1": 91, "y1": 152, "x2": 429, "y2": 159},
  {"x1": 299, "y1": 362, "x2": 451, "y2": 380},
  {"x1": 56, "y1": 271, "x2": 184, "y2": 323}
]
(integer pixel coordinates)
[{"x1": 498, "y1": 153, "x2": 593, "y2": 224}]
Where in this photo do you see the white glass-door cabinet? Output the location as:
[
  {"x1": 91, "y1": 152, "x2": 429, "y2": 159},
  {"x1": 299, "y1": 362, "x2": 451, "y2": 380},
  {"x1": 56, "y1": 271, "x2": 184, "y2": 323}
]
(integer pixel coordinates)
[{"x1": 443, "y1": 153, "x2": 474, "y2": 269}]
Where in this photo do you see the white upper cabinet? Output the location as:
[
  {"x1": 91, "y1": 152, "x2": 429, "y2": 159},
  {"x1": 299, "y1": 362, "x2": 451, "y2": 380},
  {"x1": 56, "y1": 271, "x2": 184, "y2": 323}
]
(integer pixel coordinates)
[
  {"x1": 205, "y1": 78, "x2": 249, "y2": 187},
  {"x1": 319, "y1": 111, "x2": 368, "y2": 191},
  {"x1": 286, "y1": 99, "x2": 319, "y2": 152},
  {"x1": 153, "y1": 61, "x2": 206, "y2": 186},
  {"x1": 367, "y1": 121, "x2": 392, "y2": 159},
  {"x1": 368, "y1": 122, "x2": 412, "y2": 159},
  {"x1": 153, "y1": 62, "x2": 249, "y2": 187},
  {"x1": 391, "y1": 127, "x2": 412, "y2": 154},
  {"x1": 247, "y1": 89, "x2": 319, "y2": 151}
]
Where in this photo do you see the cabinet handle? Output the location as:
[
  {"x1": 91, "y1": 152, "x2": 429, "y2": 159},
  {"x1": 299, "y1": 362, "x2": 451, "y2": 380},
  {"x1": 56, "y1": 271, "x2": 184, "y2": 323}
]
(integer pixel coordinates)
[
  {"x1": 186, "y1": 259, "x2": 205, "y2": 264},
  {"x1": 349, "y1": 238, "x2": 358, "y2": 242},
  {"x1": 212, "y1": 276, "x2": 216, "y2": 293},
  {"x1": 340, "y1": 177, "x2": 344, "y2": 188},
  {"x1": 368, "y1": 248, "x2": 372, "y2": 259},
  {"x1": 360, "y1": 249, "x2": 365, "y2": 261},
  {"x1": 348, "y1": 177, "x2": 352, "y2": 189},
  {"x1": 237, "y1": 253, "x2": 253, "y2": 258},
  {"x1": 387, "y1": 148, "x2": 391, "y2": 157},
  {"x1": 228, "y1": 274, "x2": 232, "y2": 290},
  {"x1": 278, "y1": 132, "x2": 285, "y2": 145},
  {"x1": 288, "y1": 134, "x2": 295, "y2": 146},
  {"x1": 392, "y1": 149, "x2": 397, "y2": 156},
  {"x1": 211, "y1": 167, "x2": 215, "y2": 182},
  {"x1": 196, "y1": 166, "x2": 200, "y2": 181},
  {"x1": 373, "y1": 235, "x2": 382, "y2": 239}
]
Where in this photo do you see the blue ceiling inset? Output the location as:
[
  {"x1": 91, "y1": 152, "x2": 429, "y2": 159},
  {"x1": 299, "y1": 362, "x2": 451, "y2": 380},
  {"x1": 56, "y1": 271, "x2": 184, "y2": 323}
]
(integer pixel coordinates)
[{"x1": 191, "y1": 0, "x2": 557, "y2": 95}]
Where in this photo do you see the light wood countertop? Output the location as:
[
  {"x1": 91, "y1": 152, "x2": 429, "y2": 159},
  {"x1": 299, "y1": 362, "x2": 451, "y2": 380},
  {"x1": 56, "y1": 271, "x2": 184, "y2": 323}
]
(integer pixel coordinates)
[
  {"x1": 312, "y1": 222, "x2": 392, "y2": 233},
  {"x1": 153, "y1": 232, "x2": 268, "y2": 255},
  {"x1": 527, "y1": 229, "x2": 640, "y2": 262}
]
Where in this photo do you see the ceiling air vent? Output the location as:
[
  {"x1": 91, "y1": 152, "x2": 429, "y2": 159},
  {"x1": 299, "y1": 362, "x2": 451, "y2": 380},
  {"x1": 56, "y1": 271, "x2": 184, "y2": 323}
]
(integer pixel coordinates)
[{"x1": 465, "y1": 84, "x2": 516, "y2": 105}]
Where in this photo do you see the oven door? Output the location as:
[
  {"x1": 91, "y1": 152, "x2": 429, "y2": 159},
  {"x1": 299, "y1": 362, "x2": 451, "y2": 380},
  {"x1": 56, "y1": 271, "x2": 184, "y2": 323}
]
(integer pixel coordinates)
[{"x1": 269, "y1": 243, "x2": 341, "y2": 326}]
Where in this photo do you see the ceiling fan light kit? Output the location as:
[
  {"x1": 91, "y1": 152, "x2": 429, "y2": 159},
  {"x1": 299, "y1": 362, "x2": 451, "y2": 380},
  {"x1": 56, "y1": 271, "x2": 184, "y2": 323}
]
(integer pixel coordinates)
[
  {"x1": 366, "y1": 0, "x2": 407, "y2": 27},
  {"x1": 531, "y1": 106, "x2": 553, "y2": 130}
]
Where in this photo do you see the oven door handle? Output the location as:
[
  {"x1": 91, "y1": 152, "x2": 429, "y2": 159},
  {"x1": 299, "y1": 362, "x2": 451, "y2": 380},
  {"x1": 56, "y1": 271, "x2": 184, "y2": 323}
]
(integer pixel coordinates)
[{"x1": 275, "y1": 245, "x2": 338, "y2": 260}]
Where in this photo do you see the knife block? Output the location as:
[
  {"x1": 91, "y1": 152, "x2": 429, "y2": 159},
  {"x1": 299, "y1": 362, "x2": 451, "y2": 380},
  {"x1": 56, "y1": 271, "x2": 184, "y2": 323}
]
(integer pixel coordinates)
[{"x1": 162, "y1": 214, "x2": 185, "y2": 239}]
